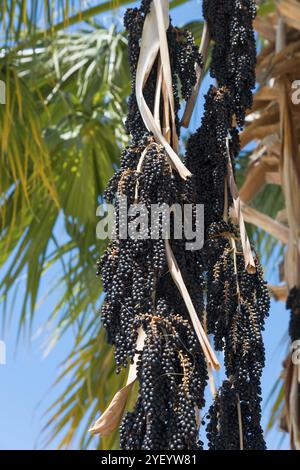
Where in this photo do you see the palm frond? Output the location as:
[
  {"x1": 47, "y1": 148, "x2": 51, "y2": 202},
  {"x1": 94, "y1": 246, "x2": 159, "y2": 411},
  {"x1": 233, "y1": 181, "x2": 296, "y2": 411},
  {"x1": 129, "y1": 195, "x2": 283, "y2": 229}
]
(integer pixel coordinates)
[
  {"x1": 0, "y1": 0, "x2": 191, "y2": 44},
  {"x1": 0, "y1": 25, "x2": 130, "y2": 447}
]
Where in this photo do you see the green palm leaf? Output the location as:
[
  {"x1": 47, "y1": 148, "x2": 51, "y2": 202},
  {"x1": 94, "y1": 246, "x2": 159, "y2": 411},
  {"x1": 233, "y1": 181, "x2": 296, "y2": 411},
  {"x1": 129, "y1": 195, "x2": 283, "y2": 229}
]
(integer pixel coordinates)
[{"x1": 0, "y1": 23, "x2": 130, "y2": 447}]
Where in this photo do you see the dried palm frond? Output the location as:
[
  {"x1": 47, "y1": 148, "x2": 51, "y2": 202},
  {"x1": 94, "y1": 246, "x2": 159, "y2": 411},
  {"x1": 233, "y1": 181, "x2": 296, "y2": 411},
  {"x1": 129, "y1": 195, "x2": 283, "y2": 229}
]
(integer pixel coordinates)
[{"x1": 240, "y1": 0, "x2": 300, "y2": 448}]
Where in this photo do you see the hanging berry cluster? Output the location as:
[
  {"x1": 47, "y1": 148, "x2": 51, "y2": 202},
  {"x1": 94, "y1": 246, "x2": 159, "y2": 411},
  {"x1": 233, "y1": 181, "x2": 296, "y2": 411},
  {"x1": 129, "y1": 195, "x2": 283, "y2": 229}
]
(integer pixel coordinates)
[
  {"x1": 203, "y1": 0, "x2": 257, "y2": 125},
  {"x1": 185, "y1": 0, "x2": 270, "y2": 450},
  {"x1": 287, "y1": 287, "x2": 300, "y2": 344},
  {"x1": 92, "y1": 0, "x2": 270, "y2": 451},
  {"x1": 97, "y1": 1, "x2": 208, "y2": 450}
]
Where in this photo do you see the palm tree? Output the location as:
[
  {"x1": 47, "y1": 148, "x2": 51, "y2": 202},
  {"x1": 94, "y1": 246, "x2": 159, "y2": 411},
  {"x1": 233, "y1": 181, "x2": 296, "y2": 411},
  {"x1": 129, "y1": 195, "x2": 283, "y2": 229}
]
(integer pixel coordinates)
[{"x1": 0, "y1": 0, "x2": 297, "y2": 450}]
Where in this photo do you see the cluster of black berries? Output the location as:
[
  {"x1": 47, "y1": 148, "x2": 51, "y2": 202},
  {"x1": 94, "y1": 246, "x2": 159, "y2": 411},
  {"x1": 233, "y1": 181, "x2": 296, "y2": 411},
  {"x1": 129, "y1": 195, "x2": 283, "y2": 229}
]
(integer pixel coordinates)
[
  {"x1": 140, "y1": 0, "x2": 153, "y2": 15},
  {"x1": 123, "y1": 8, "x2": 153, "y2": 142},
  {"x1": 206, "y1": 376, "x2": 266, "y2": 450},
  {"x1": 184, "y1": 0, "x2": 270, "y2": 450},
  {"x1": 185, "y1": 87, "x2": 234, "y2": 228},
  {"x1": 120, "y1": 313, "x2": 207, "y2": 450},
  {"x1": 100, "y1": 139, "x2": 182, "y2": 372},
  {"x1": 203, "y1": 0, "x2": 257, "y2": 126},
  {"x1": 174, "y1": 29, "x2": 203, "y2": 100},
  {"x1": 123, "y1": 5, "x2": 201, "y2": 144},
  {"x1": 206, "y1": 381, "x2": 241, "y2": 450},
  {"x1": 287, "y1": 287, "x2": 300, "y2": 343},
  {"x1": 203, "y1": 222, "x2": 269, "y2": 449},
  {"x1": 97, "y1": 1, "x2": 207, "y2": 450}
]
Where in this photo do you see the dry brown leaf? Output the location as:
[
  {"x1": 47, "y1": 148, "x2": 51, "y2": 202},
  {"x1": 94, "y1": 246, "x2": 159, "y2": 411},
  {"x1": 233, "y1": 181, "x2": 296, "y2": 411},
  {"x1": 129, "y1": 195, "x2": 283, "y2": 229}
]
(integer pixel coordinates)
[
  {"x1": 89, "y1": 383, "x2": 134, "y2": 436},
  {"x1": 272, "y1": 55, "x2": 300, "y2": 77},
  {"x1": 267, "y1": 138, "x2": 282, "y2": 158},
  {"x1": 153, "y1": 0, "x2": 178, "y2": 151},
  {"x1": 256, "y1": 42, "x2": 275, "y2": 75},
  {"x1": 254, "y1": 86, "x2": 279, "y2": 102},
  {"x1": 240, "y1": 157, "x2": 278, "y2": 203},
  {"x1": 241, "y1": 123, "x2": 280, "y2": 148},
  {"x1": 254, "y1": 15, "x2": 276, "y2": 41},
  {"x1": 268, "y1": 283, "x2": 288, "y2": 300},
  {"x1": 276, "y1": 208, "x2": 288, "y2": 224},
  {"x1": 162, "y1": 76, "x2": 171, "y2": 144},
  {"x1": 258, "y1": 40, "x2": 300, "y2": 72},
  {"x1": 154, "y1": 57, "x2": 163, "y2": 130},
  {"x1": 242, "y1": 204, "x2": 290, "y2": 244},
  {"x1": 277, "y1": 0, "x2": 300, "y2": 31},
  {"x1": 279, "y1": 78, "x2": 300, "y2": 288},
  {"x1": 89, "y1": 327, "x2": 146, "y2": 436},
  {"x1": 265, "y1": 171, "x2": 282, "y2": 184},
  {"x1": 242, "y1": 103, "x2": 280, "y2": 147}
]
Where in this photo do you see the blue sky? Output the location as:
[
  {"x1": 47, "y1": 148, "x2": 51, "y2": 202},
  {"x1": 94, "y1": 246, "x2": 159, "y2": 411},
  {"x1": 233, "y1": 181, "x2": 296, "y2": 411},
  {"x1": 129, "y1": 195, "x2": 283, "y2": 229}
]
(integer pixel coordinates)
[{"x1": 0, "y1": 0, "x2": 290, "y2": 450}]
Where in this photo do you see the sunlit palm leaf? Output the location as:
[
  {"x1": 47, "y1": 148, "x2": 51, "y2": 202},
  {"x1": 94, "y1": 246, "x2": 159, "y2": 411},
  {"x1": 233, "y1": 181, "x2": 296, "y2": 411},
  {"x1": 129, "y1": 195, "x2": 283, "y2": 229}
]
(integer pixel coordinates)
[
  {"x1": 0, "y1": 0, "x2": 191, "y2": 44},
  {"x1": 0, "y1": 24, "x2": 130, "y2": 447}
]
